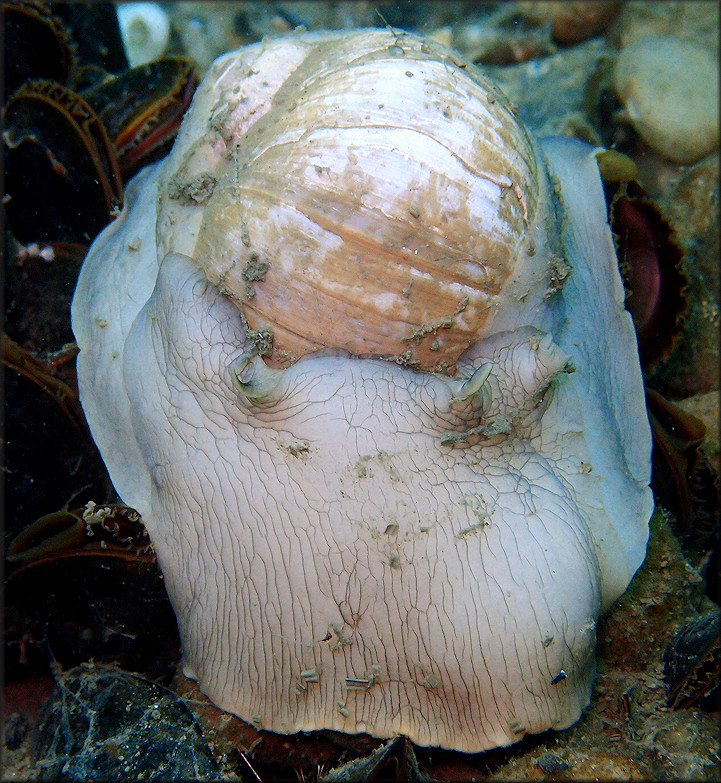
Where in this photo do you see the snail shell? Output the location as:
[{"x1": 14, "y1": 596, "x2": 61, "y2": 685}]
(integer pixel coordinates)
[
  {"x1": 158, "y1": 30, "x2": 559, "y2": 373},
  {"x1": 72, "y1": 28, "x2": 654, "y2": 753}
]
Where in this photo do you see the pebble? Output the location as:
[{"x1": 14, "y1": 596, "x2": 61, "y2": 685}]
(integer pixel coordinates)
[
  {"x1": 613, "y1": 35, "x2": 719, "y2": 164},
  {"x1": 4, "y1": 713, "x2": 31, "y2": 751},
  {"x1": 536, "y1": 752, "x2": 571, "y2": 773},
  {"x1": 676, "y1": 392, "x2": 720, "y2": 473},
  {"x1": 516, "y1": 1, "x2": 620, "y2": 44}
]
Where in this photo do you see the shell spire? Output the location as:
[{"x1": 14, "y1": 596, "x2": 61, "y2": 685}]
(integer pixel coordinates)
[{"x1": 160, "y1": 30, "x2": 551, "y2": 374}]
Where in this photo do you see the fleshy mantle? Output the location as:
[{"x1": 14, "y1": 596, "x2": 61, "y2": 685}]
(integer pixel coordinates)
[{"x1": 71, "y1": 32, "x2": 653, "y2": 753}]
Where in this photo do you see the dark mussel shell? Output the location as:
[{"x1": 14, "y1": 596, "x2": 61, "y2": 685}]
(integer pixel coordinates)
[
  {"x1": 82, "y1": 57, "x2": 198, "y2": 179},
  {"x1": 647, "y1": 388, "x2": 707, "y2": 528},
  {"x1": 319, "y1": 736, "x2": 423, "y2": 781},
  {"x1": 3, "y1": 79, "x2": 123, "y2": 244},
  {"x1": 3, "y1": 332, "x2": 85, "y2": 436},
  {"x1": 7, "y1": 503, "x2": 152, "y2": 567},
  {"x1": 663, "y1": 609, "x2": 720, "y2": 710},
  {"x1": 646, "y1": 388, "x2": 719, "y2": 598},
  {"x1": 3, "y1": 0, "x2": 73, "y2": 101}
]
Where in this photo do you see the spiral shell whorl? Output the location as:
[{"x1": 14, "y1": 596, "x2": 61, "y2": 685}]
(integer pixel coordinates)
[{"x1": 164, "y1": 30, "x2": 548, "y2": 373}]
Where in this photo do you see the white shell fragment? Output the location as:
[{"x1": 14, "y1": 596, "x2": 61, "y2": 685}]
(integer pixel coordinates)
[
  {"x1": 72, "y1": 30, "x2": 653, "y2": 753},
  {"x1": 613, "y1": 35, "x2": 719, "y2": 165},
  {"x1": 116, "y1": 2, "x2": 170, "y2": 67}
]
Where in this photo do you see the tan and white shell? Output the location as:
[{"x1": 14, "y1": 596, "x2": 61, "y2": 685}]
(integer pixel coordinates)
[{"x1": 158, "y1": 30, "x2": 556, "y2": 373}]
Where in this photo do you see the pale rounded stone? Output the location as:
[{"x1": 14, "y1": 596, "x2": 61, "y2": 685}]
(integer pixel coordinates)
[{"x1": 614, "y1": 35, "x2": 719, "y2": 164}]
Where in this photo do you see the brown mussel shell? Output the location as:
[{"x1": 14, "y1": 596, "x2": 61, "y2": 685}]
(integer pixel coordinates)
[
  {"x1": 610, "y1": 180, "x2": 687, "y2": 374},
  {"x1": 82, "y1": 57, "x2": 198, "y2": 179},
  {"x1": 3, "y1": 79, "x2": 123, "y2": 244},
  {"x1": 6, "y1": 503, "x2": 152, "y2": 567},
  {"x1": 3, "y1": 0, "x2": 73, "y2": 101},
  {"x1": 3, "y1": 3, "x2": 197, "y2": 247},
  {"x1": 646, "y1": 388, "x2": 719, "y2": 526}
]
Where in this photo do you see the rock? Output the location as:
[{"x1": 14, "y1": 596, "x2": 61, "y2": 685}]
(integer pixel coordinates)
[
  {"x1": 484, "y1": 38, "x2": 608, "y2": 137},
  {"x1": 662, "y1": 153, "x2": 720, "y2": 262},
  {"x1": 649, "y1": 155, "x2": 720, "y2": 397},
  {"x1": 4, "y1": 713, "x2": 31, "y2": 751},
  {"x1": 450, "y1": 14, "x2": 555, "y2": 64},
  {"x1": 613, "y1": 35, "x2": 719, "y2": 164},
  {"x1": 536, "y1": 752, "x2": 571, "y2": 774},
  {"x1": 675, "y1": 392, "x2": 720, "y2": 473},
  {"x1": 30, "y1": 664, "x2": 222, "y2": 780},
  {"x1": 611, "y1": 1, "x2": 719, "y2": 54},
  {"x1": 517, "y1": 1, "x2": 620, "y2": 44}
]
